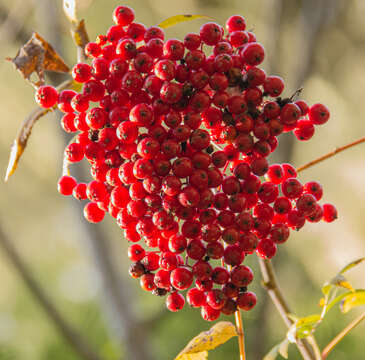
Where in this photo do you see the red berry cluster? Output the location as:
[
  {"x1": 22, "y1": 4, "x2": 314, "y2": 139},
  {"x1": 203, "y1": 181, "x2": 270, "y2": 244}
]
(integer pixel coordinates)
[{"x1": 35, "y1": 6, "x2": 337, "y2": 321}]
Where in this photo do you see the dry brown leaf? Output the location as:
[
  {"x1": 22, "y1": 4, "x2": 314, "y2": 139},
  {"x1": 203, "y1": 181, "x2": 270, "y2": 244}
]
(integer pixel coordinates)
[
  {"x1": 175, "y1": 321, "x2": 237, "y2": 360},
  {"x1": 4, "y1": 79, "x2": 73, "y2": 182},
  {"x1": 71, "y1": 19, "x2": 90, "y2": 49},
  {"x1": 5, "y1": 107, "x2": 53, "y2": 181},
  {"x1": 6, "y1": 32, "x2": 70, "y2": 87}
]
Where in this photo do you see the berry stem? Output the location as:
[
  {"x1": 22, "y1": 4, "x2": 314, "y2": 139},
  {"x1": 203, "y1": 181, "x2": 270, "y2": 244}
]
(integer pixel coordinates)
[
  {"x1": 258, "y1": 258, "x2": 320, "y2": 360},
  {"x1": 296, "y1": 136, "x2": 365, "y2": 173},
  {"x1": 321, "y1": 311, "x2": 365, "y2": 359},
  {"x1": 235, "y1": 308, "x2": 246, "y2": 360}
]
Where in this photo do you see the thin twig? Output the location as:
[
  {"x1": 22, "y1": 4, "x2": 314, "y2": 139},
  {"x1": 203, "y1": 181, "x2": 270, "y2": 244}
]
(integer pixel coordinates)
[
  {"x1": 235, "y1": 309, "x2": 246, "y2": 360},
  {"x1": 322, "y1": 312, "x2": 365, "y2": 359},
  {"x1": 258, "y1": 258, "x2": 319, "y2": 360},
  {"x1": 0, "y1": 223, "x2": 102, "y2": 360},
  {"x1": 297, "y1": 136, "x2": 365, "y2": 173}
]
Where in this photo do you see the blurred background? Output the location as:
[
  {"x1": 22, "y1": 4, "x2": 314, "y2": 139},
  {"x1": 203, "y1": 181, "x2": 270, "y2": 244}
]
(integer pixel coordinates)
[{"x1": 0, "y1": 0, "x2": 364, "y2": 359}]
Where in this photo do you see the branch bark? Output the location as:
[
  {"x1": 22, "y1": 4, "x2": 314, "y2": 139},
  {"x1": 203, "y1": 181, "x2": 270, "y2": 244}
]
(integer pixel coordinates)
[
  {"x1": 0, "y1": 223, "x2": 102, "y2": 360},
  {"x1": 258, "y1": 258, "x2": 320, "y2": 360}
]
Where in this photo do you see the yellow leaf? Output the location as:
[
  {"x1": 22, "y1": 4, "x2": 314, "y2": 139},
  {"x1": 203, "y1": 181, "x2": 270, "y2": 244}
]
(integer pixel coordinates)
[
  {"x1": 158, "y1": 15, "x2": 213, "y2": 29},
  {"x1": 337, "y1": 280, "x2": 355, "y2": 292},
  {"x1": 339, "y1": 257, "x2": 365, "y2": 275},
  {"x1": 341, "y1": 290, "x2": 365, "y2": 313},
  {"x1": 175, "y1": 321, "x2": 237, "y2": 360},
  {"x1": 176, "y1": 352, "x2": 208, "y2": 360}
]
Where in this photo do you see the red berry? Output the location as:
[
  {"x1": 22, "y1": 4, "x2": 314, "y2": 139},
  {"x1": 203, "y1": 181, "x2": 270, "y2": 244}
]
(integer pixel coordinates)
[
  {"x1": 166, "y1": 292, "x2": 185, "y2": 312},
  {"x1": 200, "y1": 22, "x2": 223, "y2": 46},
  {"x1": 35, "y1": 85, "x2": 58, "y2": 108},
  {"x1": 237, "y1": 291, "x2": 257, "y2": 310},
  {"x1": 206, "y1": 289, "x2": 227, "y2": 310},
  {"x1": 83, "y1": 202, "x2": 105, "y2": 223},
  {"x1": 309, "y1": 103, "x2": 330, "y2": 125},
  {"x1": 57, "y1": 175, "x2": 77, "y2": 196},
  {"x1": 256, "y1": 239, "x2": 277, "y2": 259},
  {"x1": 322, "y1": 203, "x2": 338, "y2": 222},
  {"x1": 187, "y1": 288, "x2": 206, "y2": 307},
  {"x1": 201, "y1": 305, "x2": 221, "y2": 321},
  {"x1": 170, "y1": 267, "x2": 194, "y2": 290},
  {"x1": 226, "y1": 15, "x2": 246, "y2": 32},
  {"x1": 113, "y1": 5, "x2": 135, "y2": 26}
]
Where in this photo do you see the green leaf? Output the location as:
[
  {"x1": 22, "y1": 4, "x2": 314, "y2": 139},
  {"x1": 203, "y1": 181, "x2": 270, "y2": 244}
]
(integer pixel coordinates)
[
  {"x1": 287, "y1": 315, "x2": 321, "y2": 342},
  {"x1": 341, "y1": 290, "x2": 365, "y2": 313},
  {"x1": 322, "y1": 258, "x2": 364, "y2": 297},
  {"x1": 339, "y1": 258, "x2": 365, "y2": 275},
  {"x1": 322, "y1": 283, "x2": 332, "y2": 296},
  {"x1": 263, "y1": 339, "x2": 290, "y2": 360},
  {"x1": 158, "y1": 15, "x2": 212, "y2": 29}
]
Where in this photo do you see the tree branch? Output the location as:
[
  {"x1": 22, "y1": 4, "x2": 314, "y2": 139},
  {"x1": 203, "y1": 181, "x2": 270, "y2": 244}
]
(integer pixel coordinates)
[
  {"x1": 258, "y1": 258, "x2": 319, "y2": 360},
  {"x1": 0, "y1": 223, "x2": 102, "y2": 360}
]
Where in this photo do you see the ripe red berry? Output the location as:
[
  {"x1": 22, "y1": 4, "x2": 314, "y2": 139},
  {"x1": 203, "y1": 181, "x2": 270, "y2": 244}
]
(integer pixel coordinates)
[
  {"x1": 113, "y1": 5, "x2": 135, "y2": 26},
  {"x1": 83, "y1": 202, "x2": 105, "y2": 223},
  {"x1": 187, "y1": 288, "x2": 206, "y2": 307},
  {"x1": 226, "y1": 15, "x2": 246, "y2": 32},
  {"x1": 35, "y1": 85, "x2": 58, "y2": 108},
  {"x1": 256, "y1": 239, "x2": 277, "y2": 259},
  {"x1": 309, "y1": 103, "x2": 330, "y2": 125},
  {"x1": 237, "y1": 291, "x2": 257, "y2": 311},
  {"x1": 200, "y1": 22, "x2": 223, "y2": 46},
  {"x1": 201, "y1": 305, "x2": 221, "y2": 321},
  {"x1": 322, "y1": 203, "x2": 338, "y2": 222},
  {"x1": 57, "y1": 175, "x2": 77, "y2": 196},
  {"x1": 170, "y1": 267, "x2": 194, "y2": 290}
]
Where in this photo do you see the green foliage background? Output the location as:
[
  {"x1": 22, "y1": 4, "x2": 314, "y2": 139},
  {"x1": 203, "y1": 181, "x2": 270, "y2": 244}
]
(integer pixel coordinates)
[{"x1": 0, "y1": 0, "x2": 364, "y2": 359}]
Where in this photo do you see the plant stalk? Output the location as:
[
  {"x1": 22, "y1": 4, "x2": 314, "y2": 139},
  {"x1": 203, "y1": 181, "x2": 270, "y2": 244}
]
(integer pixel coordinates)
[
  {"x1": 297, "y1": 136, "x2": 365, "y2": 173},
  {"x1": 321, "y1": 311, "x2": 365, "y2": 359},
  {"x1": 235, "y1": 309, "x2": 246, "y2": 360},
  {"x1": 258, "y1": 258, "x2": 320, "y2": 360}
]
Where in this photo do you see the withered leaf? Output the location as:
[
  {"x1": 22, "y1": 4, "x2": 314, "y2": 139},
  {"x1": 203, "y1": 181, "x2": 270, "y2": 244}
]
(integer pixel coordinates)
[
  {"x1": 71, "y1": 19, "x2": 90, "y2": 49},
  {"x1": 6, "y1": 32, "x2": 70, "y2": 87},
  {"x1": 175, "y1": 321, "x2": 237, "y2": 360},
  {"x1": 4, "y1": 79, "x2": 73, "y2": 182},
  {"x1": 5, "y1": 107, "x2": 53, "y2": 182}
]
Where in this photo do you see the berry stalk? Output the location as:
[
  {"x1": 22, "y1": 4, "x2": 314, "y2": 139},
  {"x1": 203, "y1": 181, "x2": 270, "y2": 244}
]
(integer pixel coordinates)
[
  {"x1": 235, "y1": 309, "x2": 246, "y2": 360},
  {"x1": 297, "y1": 136, "x2": 365, "y2": 173}
]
